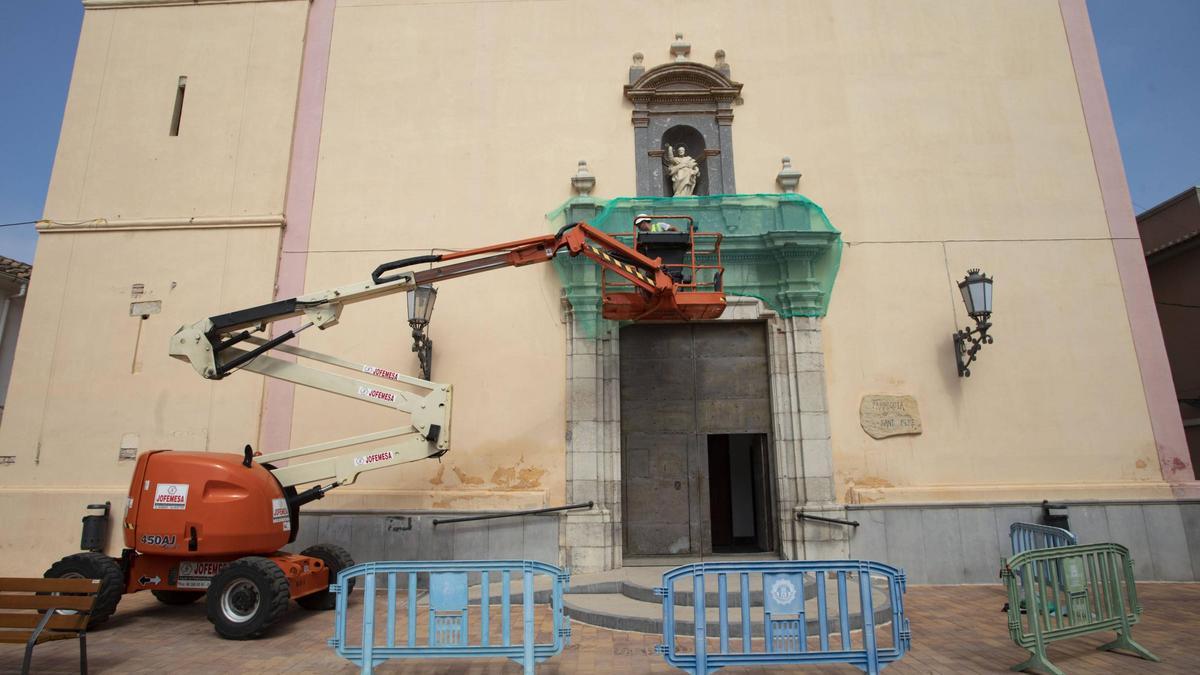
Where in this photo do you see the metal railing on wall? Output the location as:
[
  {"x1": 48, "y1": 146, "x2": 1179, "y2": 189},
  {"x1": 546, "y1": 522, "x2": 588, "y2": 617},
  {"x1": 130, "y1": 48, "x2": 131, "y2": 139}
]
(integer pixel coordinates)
[{"x1": 431, "y1": 501, "x2": 592, "y2": 527}]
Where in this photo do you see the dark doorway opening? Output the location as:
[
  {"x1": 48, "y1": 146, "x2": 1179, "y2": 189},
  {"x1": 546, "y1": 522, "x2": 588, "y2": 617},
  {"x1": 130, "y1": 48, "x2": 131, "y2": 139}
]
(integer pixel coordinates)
[
  {"x1": 620, "y1": 322, "x2": 777, "y2": 559},
  {"x1": 707, "y1": 433, "x2": 772, "y2": 553}
]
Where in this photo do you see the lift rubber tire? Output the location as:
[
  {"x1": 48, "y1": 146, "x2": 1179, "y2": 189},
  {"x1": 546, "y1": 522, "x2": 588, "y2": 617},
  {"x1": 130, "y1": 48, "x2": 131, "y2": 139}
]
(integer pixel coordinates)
[
  {"x1": 152, "y1": 589, "x2": 205, "y2": 605},
  {"x1": 296, "y1": 544, "x2": 355, "y2": 610},
  {"x1": 43, "y1": 552, "x2": 124, "y2": 628},
  {"x1": 206, "y1": 556, "x2": 290, "y2": 640}
]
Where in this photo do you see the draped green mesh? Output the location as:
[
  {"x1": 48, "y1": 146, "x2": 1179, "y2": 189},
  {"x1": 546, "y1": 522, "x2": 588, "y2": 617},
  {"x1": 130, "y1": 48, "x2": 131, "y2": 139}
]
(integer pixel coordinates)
[{"x1": 547, "y1": 194, "x2": 842, "y2": 336}]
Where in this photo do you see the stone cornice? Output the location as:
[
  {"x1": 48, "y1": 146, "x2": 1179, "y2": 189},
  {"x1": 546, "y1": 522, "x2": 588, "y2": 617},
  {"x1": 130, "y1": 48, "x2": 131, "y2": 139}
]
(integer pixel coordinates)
[
  {"x1": 552, "y1": 195, "x2": 842, "y2": 326},
  {"x1": 83, "y1": 0, "x2": 300, "y2": 9},
  {"x1": 37, "y1": 214, "x2": 285, "y2": 233},
  {"x1": 624, "y1": 62, "x2": 743, "y2": 105}
]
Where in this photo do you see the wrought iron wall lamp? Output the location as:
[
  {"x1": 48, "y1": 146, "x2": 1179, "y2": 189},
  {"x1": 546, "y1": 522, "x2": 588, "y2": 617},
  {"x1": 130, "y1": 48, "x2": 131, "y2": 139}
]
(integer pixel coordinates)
[
  {"x1": 953, "y1": 268, "x2": 993, "y2": 377},
  {"x1": 407, "y1": 284, "x2": 437, "y2": 380}
]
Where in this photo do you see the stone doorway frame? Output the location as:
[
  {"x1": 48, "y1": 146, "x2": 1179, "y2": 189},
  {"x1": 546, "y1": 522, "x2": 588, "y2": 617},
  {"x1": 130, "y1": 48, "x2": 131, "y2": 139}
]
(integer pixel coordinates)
[{"x1": 559, "y1": 296, "x2": 846, "y2": 573}]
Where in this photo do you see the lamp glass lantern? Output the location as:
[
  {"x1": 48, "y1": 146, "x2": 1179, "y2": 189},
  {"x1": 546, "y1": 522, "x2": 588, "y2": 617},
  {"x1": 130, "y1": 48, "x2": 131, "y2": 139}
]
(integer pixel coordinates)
[
  {"x1": 958, "y1": 268, "x2": 993, "y2": 320},
  {"x1": 407, "y1": 284, "x2": 437, "y2": 328}
]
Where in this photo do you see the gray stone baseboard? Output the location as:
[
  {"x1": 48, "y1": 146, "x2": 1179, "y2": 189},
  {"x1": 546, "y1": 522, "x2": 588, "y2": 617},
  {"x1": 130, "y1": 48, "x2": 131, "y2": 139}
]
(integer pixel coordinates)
[
  {"x1": 284, "y1": 510, "x2": 560, "y2": 566},
  {"x1": 847, "y1": 499, "x2": 1200, "y2": 583}
]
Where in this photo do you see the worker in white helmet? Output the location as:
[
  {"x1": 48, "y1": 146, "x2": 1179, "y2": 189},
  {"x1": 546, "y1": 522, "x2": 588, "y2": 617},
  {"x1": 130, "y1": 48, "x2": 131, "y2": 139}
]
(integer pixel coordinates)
[{"x1": 634, "y1": 213, "x2": 677, "y2": 233}]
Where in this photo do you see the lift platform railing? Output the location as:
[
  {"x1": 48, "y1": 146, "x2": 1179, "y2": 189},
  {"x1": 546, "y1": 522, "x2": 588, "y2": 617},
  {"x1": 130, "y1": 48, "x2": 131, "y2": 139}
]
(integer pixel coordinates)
[
  {"x1": 328, "y1": 560, "x2": 571, "y2": 675},
  {"x1": 655, "y1": 560, "x2": 910, "y2": 675},
  {"x1": 602, "y1": 215, "x2": 724, "y2": 297}
]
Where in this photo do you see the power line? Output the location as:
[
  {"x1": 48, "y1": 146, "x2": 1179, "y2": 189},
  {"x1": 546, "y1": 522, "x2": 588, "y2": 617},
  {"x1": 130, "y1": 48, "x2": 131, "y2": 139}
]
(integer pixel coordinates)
[{"x1": 0, "y1": 220, "x2": 39, "y2": 228}]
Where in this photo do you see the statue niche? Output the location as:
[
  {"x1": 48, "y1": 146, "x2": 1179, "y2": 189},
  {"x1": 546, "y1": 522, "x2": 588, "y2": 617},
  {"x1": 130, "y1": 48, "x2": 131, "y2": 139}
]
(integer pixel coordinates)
[
  {"x1": 662, "y1": 126, "x2": 706, "y2": 196},
  {"x1": 624, "y1": 37, "x2": 743, "y2": 197}
]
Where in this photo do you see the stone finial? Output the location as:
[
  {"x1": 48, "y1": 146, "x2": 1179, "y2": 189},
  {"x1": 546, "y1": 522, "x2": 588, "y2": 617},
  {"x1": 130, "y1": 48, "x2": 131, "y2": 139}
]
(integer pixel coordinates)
[
  {"x1": 629, "y1": 52, "x2": 645, "y2": 84},
  {"x1": 714, "y1": 49, "x2": 730, "y2": 77},
  {"x1": 670, "y1": 32, "x2": 691, "y2": 62},
  {"x1": 571, "y1": 159, "x2": 596, "y2": 196},
  {"x1": 776, "y1": 156, "x2": 802, "y2": 193}
]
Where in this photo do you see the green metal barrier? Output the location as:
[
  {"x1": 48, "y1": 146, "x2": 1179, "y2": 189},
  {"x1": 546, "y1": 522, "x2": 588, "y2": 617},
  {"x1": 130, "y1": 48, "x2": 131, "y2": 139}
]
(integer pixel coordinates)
[{"x1": 1001, "y1": 543, "x2": 1158, "y2": 675}]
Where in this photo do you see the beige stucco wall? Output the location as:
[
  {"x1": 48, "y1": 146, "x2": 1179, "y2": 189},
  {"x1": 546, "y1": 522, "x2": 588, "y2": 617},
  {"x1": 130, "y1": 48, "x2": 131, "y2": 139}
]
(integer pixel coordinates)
[
  {"x1": 0, "y1": 0, "x2": 305, "y2": 575},
  {"x1": 0, "y1": 0, "x2": 1171, "y2": 573},
  {"x1": 43, "y1": 0, "x2": 306, "y2": 222},
  {"x1": 0, "y1": 227, "x2": 283, "y2": 574},
  {"x1": 303, "y1": 0, "x2": 1164, "y2": 509}
]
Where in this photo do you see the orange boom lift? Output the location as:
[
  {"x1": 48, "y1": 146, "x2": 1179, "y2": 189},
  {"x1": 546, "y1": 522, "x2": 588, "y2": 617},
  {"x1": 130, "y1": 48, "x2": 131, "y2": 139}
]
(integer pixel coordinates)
[{"x1": 44, "y1": 220, "x2": 724, "y2": 639}]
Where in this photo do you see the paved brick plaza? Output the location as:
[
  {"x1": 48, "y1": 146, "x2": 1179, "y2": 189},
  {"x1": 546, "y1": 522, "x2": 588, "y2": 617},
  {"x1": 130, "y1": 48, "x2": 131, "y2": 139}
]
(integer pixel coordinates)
[{"x1": 4, "y1": 583, "x2": 1199, "y2": 674}]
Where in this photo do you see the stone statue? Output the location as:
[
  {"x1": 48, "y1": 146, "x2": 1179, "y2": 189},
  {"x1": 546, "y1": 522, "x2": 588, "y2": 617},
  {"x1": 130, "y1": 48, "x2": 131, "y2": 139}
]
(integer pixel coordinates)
[{"x1": 663, "y1": 145, "x2": 700, "y2": 196}]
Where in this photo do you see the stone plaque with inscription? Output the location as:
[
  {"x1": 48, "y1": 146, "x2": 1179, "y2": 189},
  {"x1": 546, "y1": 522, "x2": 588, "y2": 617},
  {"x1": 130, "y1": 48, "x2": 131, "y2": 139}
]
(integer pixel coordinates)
[{"x1": 859, "y1": 394, "x2": 922, "y2": 439}]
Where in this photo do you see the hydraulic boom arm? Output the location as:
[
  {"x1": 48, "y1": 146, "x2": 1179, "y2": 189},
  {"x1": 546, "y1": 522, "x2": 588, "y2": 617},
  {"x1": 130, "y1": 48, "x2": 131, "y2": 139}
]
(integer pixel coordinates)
[{"x1": 169, "y1": 222, "x2": 679, "y2": 489}]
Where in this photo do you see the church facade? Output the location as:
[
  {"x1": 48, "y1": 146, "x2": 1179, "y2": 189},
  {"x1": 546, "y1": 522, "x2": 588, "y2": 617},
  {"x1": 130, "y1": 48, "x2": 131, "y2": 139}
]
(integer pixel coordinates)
[{"x1": 1, "y1": 0, "x2": 1196, "y2": 582}]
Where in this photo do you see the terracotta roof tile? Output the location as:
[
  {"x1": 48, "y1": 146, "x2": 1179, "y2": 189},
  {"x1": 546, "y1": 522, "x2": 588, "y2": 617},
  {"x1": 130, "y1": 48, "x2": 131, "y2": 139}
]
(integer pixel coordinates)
[{"x1": 0, "y1": 255, "x2": 32, "y2": 282}]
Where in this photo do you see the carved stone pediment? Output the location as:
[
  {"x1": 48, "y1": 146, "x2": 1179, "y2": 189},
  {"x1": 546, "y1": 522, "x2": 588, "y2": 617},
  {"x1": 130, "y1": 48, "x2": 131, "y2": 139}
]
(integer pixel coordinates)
[
  {"x1": 624, "y1": 38, "x2": 743, "y2": 195},
  {"x1": 624, "y1": 62, "x2": 743, "y2": 108}
]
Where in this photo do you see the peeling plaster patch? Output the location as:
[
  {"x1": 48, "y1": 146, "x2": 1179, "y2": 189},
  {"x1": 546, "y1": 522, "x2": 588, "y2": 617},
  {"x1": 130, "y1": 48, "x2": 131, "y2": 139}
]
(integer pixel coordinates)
[
  {"x1": 130, "y1": 300, "x2": 161, "y2": 317},
  {"x1": 1135, "y1": 459, "x2": 1148, "y2": 469},
  {"x1": 451, "y1": 467, "x2": 484, "y2": 486},
  {"x1": 844, "y1": 476, "x2": 893, "y2": 504},
  {"x1": 119, "y1": 433, "x2": 139, "y2": 461},
  {"x1": 491, "y1": 464, "x2": 547, "y2": 490},
  {"x1": 432, "y1": 499, "x2": 452, "y2": 509},
  {"x1": 667, "y1": 537, "x2": 689, "y2": 554},
  {"x1": 429, "y1": 464, "x2": 445, "y2": 486}
]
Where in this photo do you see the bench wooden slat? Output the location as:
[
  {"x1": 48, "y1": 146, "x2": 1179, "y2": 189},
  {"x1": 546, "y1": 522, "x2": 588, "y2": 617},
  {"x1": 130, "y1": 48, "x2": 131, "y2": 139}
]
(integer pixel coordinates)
[
  {"x1": 0, "y1": 630, "x2": 82, "y2": 644},
  {"x1": 0, "y1": 578, "x2": 101, "y2": 593},
  {"x1": 0, "y1": 613, "x2": 89, "y2": 631},
  {"x1": 0, "y1": 595, "x2": 97, "y2": 611}
]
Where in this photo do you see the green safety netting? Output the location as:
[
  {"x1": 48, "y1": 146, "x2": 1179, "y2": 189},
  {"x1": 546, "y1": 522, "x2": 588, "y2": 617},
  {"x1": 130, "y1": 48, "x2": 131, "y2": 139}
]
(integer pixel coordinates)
[{"x1": 547, "y1": 193, "x2": 842, "y2": 336}]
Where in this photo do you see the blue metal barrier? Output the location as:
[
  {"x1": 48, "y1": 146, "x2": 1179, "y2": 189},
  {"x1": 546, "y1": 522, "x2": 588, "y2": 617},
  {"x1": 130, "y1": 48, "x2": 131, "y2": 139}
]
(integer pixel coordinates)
[
  {"x1": 656, "y1": 560, "x2": 910, "y2": 675},
  {"x1": 1006, "y1": 522, "x2": 1079, "y2": 614},
  {"x1": 327, "y1": 560, "x2": 570, "y2": 675},
  {"x1": 1010, "y1": 522, "x2": 1077, "y2": 556}
]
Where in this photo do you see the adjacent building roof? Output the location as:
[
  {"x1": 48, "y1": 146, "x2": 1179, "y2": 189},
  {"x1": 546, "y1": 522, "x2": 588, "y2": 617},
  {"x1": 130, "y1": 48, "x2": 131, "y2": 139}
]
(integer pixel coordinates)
[
  {"x1": 0, "y1": 256, "x2": 32, "y2": 284},
  {"x1": 1137, "y1": 186, "x2": 1200, "y2": 258}
]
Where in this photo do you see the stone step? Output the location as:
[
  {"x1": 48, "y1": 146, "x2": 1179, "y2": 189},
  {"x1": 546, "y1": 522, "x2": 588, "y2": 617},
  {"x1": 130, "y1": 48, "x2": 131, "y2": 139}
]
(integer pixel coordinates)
[
  {"x1": 564, "y1": 581, "x2": 893, "y2": 637},
  {"x1": 466, "y1": 565, "x2": 833, "y2": 608},
  {"x1": 616, "y1": 569, "x2": 817, "y2": 607}
]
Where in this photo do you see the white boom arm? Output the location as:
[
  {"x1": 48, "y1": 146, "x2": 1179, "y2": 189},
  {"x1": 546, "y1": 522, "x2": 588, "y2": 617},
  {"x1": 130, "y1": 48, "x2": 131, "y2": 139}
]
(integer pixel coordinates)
[
  {"x1": 169, "y1": 270, "x2": 451, "y2": 488},
  {"x1": 168, "y1": 222, "x2": 664, "y2": 491}
]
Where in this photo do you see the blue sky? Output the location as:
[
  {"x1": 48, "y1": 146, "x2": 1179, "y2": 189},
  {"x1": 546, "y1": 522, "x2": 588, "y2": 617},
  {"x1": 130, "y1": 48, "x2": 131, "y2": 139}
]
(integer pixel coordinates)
[
  {"x1": 0, "y1": 1, "x2": 1197, "y2": 265},
  {"x1": 1090, "y1": 0, "x2": 1200, "y2": 212}
]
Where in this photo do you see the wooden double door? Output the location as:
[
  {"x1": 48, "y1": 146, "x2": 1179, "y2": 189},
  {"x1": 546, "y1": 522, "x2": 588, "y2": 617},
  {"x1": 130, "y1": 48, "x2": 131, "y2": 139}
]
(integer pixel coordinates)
[{"x1": 620, "y1": 322, "x2": 776, "y2": 558}]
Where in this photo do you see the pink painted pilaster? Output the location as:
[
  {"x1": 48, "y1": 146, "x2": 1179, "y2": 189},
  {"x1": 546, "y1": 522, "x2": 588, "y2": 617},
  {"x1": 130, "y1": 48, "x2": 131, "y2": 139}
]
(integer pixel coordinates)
[
  {"x1": 259, "y1": 0, "x2": 337, "y2": 453},
  {"x1": 1059, "y1": 0, "x2": 1192, "y2": 483}
]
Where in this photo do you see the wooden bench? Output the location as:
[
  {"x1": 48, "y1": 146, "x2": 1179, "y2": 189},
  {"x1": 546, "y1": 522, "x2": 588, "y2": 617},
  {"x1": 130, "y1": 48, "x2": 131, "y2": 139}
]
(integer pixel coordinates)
[{"x1": 1, "y1": 577, "x2": 101, "y2": 675}]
